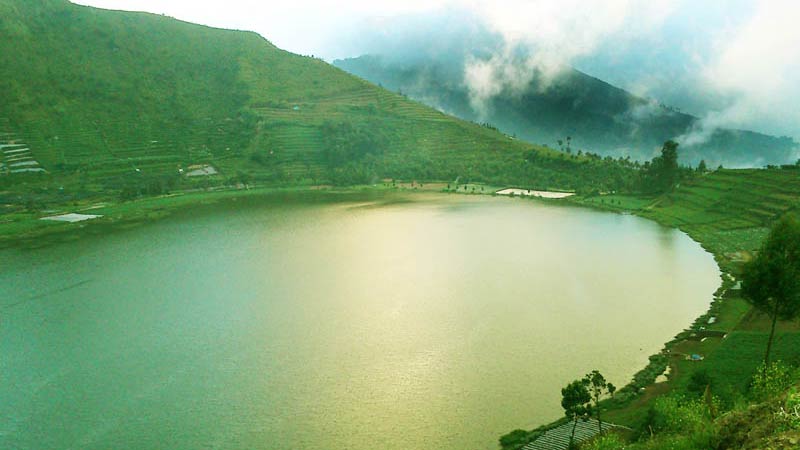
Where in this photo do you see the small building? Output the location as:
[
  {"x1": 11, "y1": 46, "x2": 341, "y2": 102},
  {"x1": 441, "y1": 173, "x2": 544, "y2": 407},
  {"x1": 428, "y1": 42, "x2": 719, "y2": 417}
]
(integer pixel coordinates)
[{"x1": 185, "y1": 164, "x2": 218, "y2": 177}]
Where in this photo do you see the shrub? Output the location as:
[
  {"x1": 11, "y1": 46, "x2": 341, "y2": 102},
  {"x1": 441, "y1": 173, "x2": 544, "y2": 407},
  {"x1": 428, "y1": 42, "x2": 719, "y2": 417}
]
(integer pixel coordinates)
[
  {"x1": 649, "y1": 396, "x2": 707, "y2": 434},
  {"x1": 751, "y1": 361, "x2": 796, "y2": 401},
  {"x1": 776, "y1": 387, "x2": 800, "y2": 431},
  {"x1": 639, "y1": 395, "x2": 718, "y2": 449},
  {"x1": 581, "y1": 433, "x2": 625, "y2": 449},
  {"x1": 686, "y1": 370, "x2": 713, "y2": 397},
  {"x1": 499, "y1": 429, "x2": 531, "y2": 449}
]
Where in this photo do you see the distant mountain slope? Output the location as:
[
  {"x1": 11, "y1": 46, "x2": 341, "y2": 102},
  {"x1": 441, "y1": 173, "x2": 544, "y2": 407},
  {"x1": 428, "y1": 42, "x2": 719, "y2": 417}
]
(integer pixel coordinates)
[
  {"x1": 0, "y1": 0, "x2": 633, "y2": 201},
  {"x1": 334, "y1": 55, "x2": 798, "y2": 168}
]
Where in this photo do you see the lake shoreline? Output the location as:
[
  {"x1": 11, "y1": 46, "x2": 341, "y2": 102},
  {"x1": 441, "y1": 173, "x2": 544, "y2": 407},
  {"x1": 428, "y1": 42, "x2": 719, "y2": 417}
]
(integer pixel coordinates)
[{"x1": 0, "y1": 184, "x2": 729, "y2": 449}]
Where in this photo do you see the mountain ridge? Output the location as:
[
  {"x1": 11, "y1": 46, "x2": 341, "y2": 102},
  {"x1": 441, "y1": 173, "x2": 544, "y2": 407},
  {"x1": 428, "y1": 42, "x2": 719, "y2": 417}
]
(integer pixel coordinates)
[{"x1": 334, "y1": 54, "x2": 798, "y2": 168}]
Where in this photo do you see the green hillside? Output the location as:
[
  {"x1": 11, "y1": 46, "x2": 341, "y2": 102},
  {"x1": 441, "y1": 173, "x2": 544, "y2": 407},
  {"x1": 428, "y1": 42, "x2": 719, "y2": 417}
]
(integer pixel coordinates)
[{"x1": 0, "y1": 0, "x2": 635, "y2": 214}]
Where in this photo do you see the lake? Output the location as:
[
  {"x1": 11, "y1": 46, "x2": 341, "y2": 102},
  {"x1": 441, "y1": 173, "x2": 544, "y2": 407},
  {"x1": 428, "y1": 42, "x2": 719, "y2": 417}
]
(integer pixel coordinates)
[{"x1": 0, "y1": 192, "x2": 720, "y2": 449}]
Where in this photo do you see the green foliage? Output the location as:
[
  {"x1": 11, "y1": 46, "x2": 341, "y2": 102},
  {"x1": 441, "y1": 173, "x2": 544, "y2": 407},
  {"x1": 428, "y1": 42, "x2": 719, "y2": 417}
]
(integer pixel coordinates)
[
  {"x1": 0, "y1": 0, "x2": 254, "y2": 174},
  {"x1": 686, "y1": 369, "x2": 713, "y2": 398},
  {"x1": 117, "y1": 173, "x2": 179, "y2": 201},
  {"x1": 648, "y1": 396, "x2": 707, "y2": 434},
  {"x1": 250, "y1": 149, "x2": 277, "y2": 167},
  {"x1": 584, "y1": 370, "x2": 616, "y2": 433},
  {"x1": 697, "y1": 331, "x2": 800, "y2": 406},
  {"x1": 581, "y1": 433, "x2": 626, "y2": 450},
  {"x1": 321, "y1": 120, "x2": 388, "y2": 171},
  {"x1": 561, "y1": 379, "x2": 592, "y2": 419},
  {"x1": 641, "y1": 140, "x2": 681, "y2": 193},
  {"x1": 638, "y1": 168, "x2": 800, "y2": 273},
  {"x1": 741, "y1": 213, "x2": 800, "y2": 364},
  {"x1": 777, "y1": 387, "x2": 800, "y2": 431},
  {"x1": 498, "y1": 429, "x2": 534, "y2": 449},
  {"x1": 562, "y1": 378, "x2": 593, "y2": 444},
  {"x1": 751, "y1": 362, "x2": 797, "y2": 401},
  {"x1": 640, "y1": 395, "x2": 718, "y2": 449}
]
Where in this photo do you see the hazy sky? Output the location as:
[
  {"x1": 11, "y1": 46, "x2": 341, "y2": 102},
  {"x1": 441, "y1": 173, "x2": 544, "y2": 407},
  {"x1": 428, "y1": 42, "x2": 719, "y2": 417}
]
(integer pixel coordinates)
[{"x1": 72, "y1": 1, "x2": 800, "y2": 141}]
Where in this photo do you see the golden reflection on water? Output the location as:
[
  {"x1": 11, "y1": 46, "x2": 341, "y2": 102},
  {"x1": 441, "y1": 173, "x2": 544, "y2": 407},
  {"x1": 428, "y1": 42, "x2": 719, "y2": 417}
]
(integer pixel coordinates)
[{"x1": 0, "y1": 193, "x2": 719, "y2": 450}]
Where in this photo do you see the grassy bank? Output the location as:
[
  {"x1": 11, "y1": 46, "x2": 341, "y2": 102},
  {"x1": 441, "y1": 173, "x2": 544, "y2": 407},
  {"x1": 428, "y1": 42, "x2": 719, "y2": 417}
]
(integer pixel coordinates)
[
  {"x1": 0, "y1": 184, "x2": 391, "y2": 249},
  {"x1": 0, "y1": 181, "x2": 471, "y2": 249}
]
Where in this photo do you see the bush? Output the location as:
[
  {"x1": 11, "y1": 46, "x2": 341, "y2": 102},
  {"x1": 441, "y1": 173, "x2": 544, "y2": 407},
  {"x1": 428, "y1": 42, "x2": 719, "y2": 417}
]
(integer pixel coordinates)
[
  {"x1": 638, "y1": 395, "x2": 718, "y2": 449},
  {"x1": 686, "y1": 370, "x2": 713, "y2": 397},
  {"x1": 499, "y1": 429, "x2": 531, "y2": 449},
  {"x1": 775, "y1": 387, "x2": 800, "y2": 431},
  {"x1": 581, "y1": 433, "x2": 626, "y2": 449},
  {"x1": 648, "y1": 396, "x2": 708, "y2": 434},
  {"x1": 751, "y1": 361, "x2": 796, "y2": 401}
]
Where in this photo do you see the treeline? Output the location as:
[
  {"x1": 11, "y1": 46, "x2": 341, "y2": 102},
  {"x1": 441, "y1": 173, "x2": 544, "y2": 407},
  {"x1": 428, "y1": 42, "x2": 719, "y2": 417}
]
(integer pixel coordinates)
[
  {"x1": 320, "y1": 120, "x2": 388, "y2": 185},
  {"x1": 116, "y1": 173, "x2": 180, "y2": 201},
  {"x1": 315, "y1": 119, "x2": 645, "y2": 193}
]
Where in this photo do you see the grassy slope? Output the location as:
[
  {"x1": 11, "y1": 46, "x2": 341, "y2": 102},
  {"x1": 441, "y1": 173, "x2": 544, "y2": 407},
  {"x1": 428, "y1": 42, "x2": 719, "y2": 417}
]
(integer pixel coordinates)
[
  {"x1": 0, "y1": 0, "x2": 632, "y2": 213},
  {"x1": 0, "y1": 0, "x2": 256, "y2": 189}
]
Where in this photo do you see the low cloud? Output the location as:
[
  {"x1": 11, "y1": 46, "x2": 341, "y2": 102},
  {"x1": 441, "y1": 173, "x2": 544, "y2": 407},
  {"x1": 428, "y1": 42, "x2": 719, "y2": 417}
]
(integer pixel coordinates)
[
  {"x1": 463, "y1": 52, "x2": 546, "y2": 118},
  {"x1": 461, "y1": 0, "x2": 677, "y2": 118},
  {"x1": 675, "y1": 109, "x2": 738, "y2": 148},
  {"x1": 680, "y1": 1, "x2": 800, "y2": 144}
]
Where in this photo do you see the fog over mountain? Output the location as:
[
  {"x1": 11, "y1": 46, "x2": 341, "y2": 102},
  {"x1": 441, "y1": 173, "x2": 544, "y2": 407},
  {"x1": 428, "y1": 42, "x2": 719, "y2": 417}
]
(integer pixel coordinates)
[
  {"x1": 333, "y1": 2, "x2": 800, "y2": 146},
  {"x1": 335, "y1": 53, "x2": 795, "y2": 168},
  {"x1": 333, "y1": 5, "x2": 799, "y2": 167}
]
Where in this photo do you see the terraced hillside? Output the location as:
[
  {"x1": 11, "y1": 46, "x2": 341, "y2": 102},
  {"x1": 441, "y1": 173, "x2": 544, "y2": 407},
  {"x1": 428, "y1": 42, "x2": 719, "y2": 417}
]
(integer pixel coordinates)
[
  {"x1": 575, "y1": 166, "x2": 800, "y2": 270},
  {"x1": 0, "y1": 118, "x2": 45, "y2": 174},
  {"x1": 0, "y1": 0, "x2": 633, "y2": 207},
  {"x1": 641, "y1": 168, "x2": 800, "y2": 267}
]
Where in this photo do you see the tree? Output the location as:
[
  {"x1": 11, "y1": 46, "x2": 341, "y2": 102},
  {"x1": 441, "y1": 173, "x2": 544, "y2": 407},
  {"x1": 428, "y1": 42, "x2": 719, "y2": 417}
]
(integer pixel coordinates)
[
  {"x1": 697, "y1": 159, "x2": 707, "y2": 172},
  {"x1": 584, "y1": 370, "x2": 616, "y2": 434},
  {"x1": 643, "y1": 140, "x2": 680, "y2": 192},
  {"x1": 561, "y1": 379, "x2": 592, "y2": 449},
  {"x1": 741, "y1": 213, "x2": 800, "y2": 365}
]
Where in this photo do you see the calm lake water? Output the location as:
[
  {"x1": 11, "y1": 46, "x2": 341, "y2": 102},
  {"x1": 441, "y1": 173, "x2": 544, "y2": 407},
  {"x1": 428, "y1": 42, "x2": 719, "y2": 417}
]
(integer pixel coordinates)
[{"x1": 0, "y1": 192, "x2": 720, "y2": 450}]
